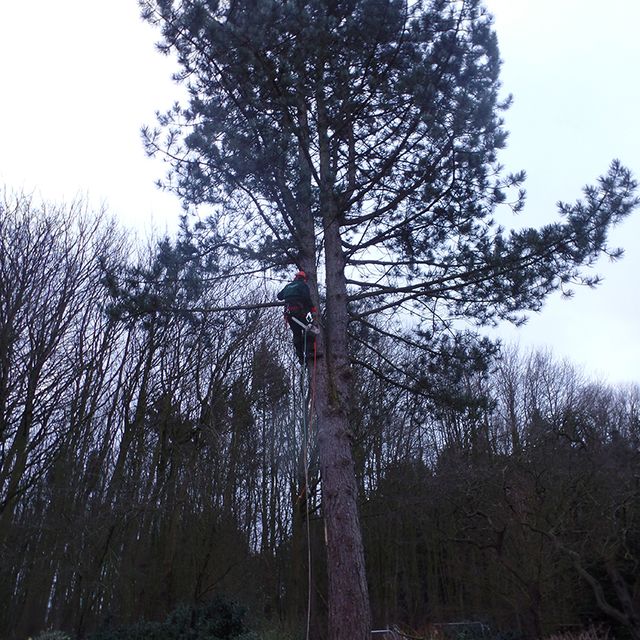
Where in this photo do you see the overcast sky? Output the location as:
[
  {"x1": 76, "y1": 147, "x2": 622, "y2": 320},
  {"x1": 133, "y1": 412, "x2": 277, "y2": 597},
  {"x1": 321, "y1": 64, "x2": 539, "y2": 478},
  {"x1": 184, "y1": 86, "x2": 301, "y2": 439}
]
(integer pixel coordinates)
[{"x1": 0, "y1": 1, "x2": 638, "y2": 384}]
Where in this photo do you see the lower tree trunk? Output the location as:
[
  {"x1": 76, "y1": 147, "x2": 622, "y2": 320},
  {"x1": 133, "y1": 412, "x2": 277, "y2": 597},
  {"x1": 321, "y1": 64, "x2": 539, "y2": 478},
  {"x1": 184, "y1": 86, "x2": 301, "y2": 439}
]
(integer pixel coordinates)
[
  {"x1": 304, "y1": 192, "x2": 371, "y2": 639},
  {"x1": 314, "y1": 375, "x2": 371, "y2": 640}
]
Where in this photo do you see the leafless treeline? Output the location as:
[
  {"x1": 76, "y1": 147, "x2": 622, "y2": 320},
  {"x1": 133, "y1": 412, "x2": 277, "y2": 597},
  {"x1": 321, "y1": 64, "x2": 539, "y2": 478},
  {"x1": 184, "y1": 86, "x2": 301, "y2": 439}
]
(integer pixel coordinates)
[{"x1": 1, "y1": 195, "x2": 638, "y2": 640}]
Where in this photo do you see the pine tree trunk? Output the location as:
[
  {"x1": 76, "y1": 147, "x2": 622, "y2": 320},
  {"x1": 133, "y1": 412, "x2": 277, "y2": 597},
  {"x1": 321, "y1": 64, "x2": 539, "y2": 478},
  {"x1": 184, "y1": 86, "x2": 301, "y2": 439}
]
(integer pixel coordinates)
[
  {"x1": 315, "y1": 400, "x2": 371, "y2": 640},
  {"x1": 308, "y1": 190, "x2": 371, "y2": 639},
  {"x1": 290, "y1": 51, "x2": 371, "y2": 640}
]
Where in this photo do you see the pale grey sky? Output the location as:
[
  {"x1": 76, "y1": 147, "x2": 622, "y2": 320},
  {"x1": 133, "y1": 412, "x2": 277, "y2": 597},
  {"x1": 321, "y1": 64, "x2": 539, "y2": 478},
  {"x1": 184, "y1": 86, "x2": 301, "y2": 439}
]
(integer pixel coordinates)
[
  {"x1": 0, "y1": 0, "x2": 179, "y2": 233},
  {"x1": 484, "y1": 0, "x2": 640, "y2": 384},
  {"x1": 0, "y1": 1, "x2": 638, "y2": 384}
]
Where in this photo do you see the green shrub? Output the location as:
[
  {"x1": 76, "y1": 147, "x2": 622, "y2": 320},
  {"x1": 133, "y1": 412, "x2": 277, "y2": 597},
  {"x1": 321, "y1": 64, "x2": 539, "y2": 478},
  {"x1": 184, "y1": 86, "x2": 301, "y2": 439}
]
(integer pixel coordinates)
[{"x1": 88, "y1": 597, "x2": 258, "y2": 640}]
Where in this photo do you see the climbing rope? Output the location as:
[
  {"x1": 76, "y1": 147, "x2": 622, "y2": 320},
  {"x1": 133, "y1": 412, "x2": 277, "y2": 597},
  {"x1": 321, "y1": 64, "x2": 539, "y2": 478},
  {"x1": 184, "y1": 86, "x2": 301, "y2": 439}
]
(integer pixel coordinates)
[{"x1": 300, "y1": 328, "x2": 318, "y2": 640}]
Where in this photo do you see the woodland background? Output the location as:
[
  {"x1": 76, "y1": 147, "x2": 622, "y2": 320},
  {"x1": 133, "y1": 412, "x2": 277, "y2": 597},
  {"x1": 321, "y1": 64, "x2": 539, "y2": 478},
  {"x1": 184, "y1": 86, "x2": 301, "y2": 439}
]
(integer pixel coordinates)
[{"x1": 1, "y1": 195, "x2": 638, "y2": 640}]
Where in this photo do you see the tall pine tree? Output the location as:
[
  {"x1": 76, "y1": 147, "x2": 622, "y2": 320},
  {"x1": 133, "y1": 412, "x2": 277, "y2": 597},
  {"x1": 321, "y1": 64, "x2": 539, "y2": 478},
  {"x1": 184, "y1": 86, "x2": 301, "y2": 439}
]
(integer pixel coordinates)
[{"x1": 140, "y1": 1, "x2": 638, "y2": 637}]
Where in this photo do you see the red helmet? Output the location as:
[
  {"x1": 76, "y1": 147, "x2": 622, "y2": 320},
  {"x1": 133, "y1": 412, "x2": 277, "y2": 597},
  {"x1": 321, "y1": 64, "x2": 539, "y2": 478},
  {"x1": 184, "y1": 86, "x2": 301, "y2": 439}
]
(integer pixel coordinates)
[{"x1": 295, "y1": 270, "x2": 307, "y2": 280}]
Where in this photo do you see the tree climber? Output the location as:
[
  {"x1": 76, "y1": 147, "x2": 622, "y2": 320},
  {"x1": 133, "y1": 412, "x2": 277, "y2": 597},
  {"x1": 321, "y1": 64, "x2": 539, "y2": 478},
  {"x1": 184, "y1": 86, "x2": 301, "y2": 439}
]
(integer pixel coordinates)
[{"x1": 277, "y1": 270, "x2": 317, "y2": 364}]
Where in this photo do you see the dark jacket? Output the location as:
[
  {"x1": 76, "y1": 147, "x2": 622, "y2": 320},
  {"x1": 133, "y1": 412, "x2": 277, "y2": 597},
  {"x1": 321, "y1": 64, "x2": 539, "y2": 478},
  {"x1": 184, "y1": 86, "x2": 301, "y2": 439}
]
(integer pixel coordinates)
[{"x1": 277, "y1": 279, "x2": 314, "y2": 312}]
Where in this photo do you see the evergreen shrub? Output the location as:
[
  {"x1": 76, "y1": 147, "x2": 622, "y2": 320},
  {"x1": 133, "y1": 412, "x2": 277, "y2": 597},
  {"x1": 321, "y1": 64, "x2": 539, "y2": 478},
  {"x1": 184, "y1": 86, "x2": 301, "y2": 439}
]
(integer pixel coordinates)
[{"x1": 87, "y1": 597, "x2": 258, "y2": 640}]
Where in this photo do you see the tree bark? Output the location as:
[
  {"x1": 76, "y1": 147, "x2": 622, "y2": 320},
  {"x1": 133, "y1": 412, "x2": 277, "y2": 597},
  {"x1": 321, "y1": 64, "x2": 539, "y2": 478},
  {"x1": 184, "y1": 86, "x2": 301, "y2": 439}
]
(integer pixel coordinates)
[
  {"x1": 310, "y1": 194, "x2": 371, "y2": 639},
  {"x1": 297, "y1": 69, "x2": 372, "y2": 638}
]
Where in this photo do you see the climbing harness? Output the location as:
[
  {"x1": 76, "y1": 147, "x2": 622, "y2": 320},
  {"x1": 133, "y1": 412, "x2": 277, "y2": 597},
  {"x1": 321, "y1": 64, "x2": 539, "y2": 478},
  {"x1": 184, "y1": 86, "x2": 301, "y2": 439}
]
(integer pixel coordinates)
[{"x1": 288, "y1": 313, "x2": 320, "y2": 335}]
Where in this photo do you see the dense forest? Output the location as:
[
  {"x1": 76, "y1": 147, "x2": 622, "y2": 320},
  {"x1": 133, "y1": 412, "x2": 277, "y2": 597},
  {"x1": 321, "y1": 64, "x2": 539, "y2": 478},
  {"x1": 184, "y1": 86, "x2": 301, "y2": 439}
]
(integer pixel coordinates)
[{"x1": 0, "y1": 195, "x2": 638, "y2": 640}]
